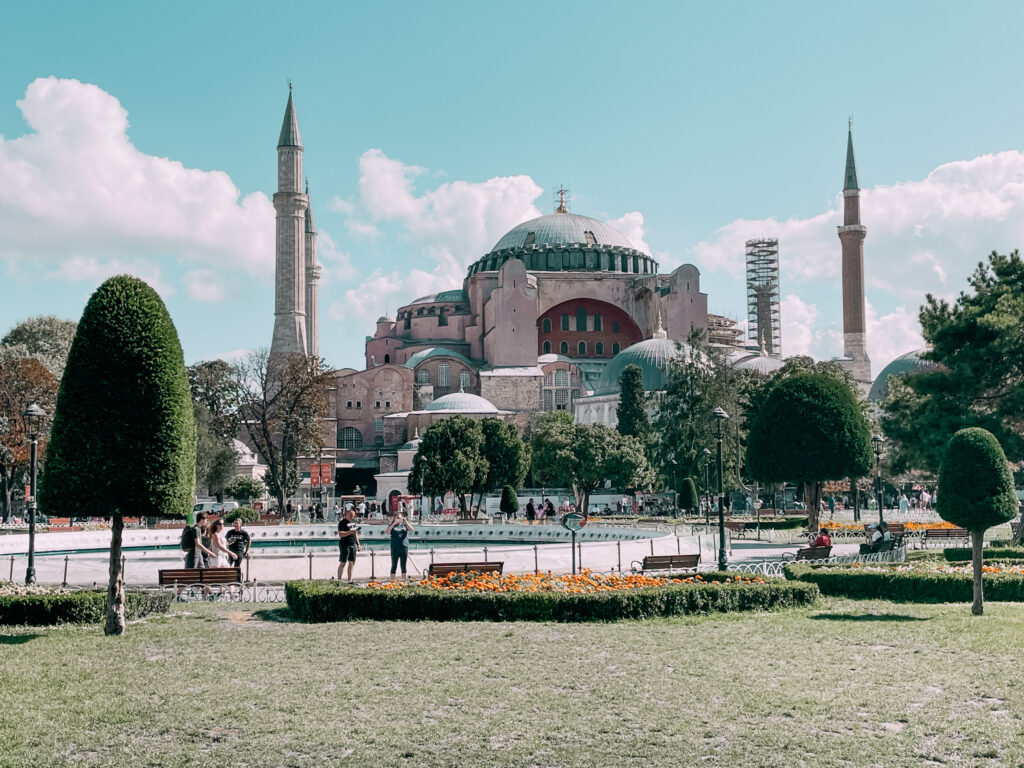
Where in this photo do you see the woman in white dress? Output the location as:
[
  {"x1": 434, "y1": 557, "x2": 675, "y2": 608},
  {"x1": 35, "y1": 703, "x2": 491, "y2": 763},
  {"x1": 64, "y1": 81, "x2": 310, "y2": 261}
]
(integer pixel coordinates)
[{"x1": 207, "y1": 519, "x2": 230, "y2": 567}]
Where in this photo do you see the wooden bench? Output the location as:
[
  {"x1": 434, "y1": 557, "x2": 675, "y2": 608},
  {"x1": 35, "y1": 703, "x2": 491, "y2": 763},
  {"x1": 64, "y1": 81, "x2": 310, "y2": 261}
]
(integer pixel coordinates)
[
  {"x1": 786, "y1": 545, "x2": 832, "y2": 562},
  {"x1": 632, "y1": 554, "x2": 700, "y2": 573},
  {"x1": 723, "y1": 521, "x2": 748, "y2": 535},
  {"x1": 427, "y1": 562, "x2": 504, "y2": 578},
  {"x1": 863, "y1": 523, "x2": 905, "y2": 547},
  {"x1": 158, "y1": 567, "x2": 241, "y2": 587},
  {"x1": 922, "y1": 528, "x2": 969, "y2": 547}
]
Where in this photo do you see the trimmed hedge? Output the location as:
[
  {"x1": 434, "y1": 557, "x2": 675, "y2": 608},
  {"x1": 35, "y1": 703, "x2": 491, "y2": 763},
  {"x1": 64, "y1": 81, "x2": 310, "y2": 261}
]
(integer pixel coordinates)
[
  {"x1": 0, "y1": 590, "x2": 173, "y2": 626},
  {"x1": 729, "y1": 516, "x2": 808, "y2": 531},
  {"x1": 285, "y1": 575, "x2": 819, "y2": 622},
  {"x1": 939, "y1": 547, "x2": 1024, "y2": 563},
  {"x1": 785, "y1": 563, "x2": 1024, "y2": 603}
]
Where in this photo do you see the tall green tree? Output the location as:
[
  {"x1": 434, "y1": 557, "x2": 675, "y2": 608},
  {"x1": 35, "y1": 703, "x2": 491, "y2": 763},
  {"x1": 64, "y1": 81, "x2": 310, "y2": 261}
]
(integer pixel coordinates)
[
  {"x1": 408, "y1": 416, "x2": 488, "y2": 516},
  {"x1": 678, "y1": 477, "x2": 699, "y2": 515},
  {"x1": 40, "y1": 276, "x2": 195, "y2": 635},
  {"x1": 232, "y1": 350, "x2": 329, "y2": 514},
  {"x1": 532, "y1": 421, "x2": 653, "y2": 516},
  {"x1": 881, "y1": 251, "x2": 1024, "y2": 473},
  {"x1": 475, "y1": 417, "x2": 530, "y2": 509},
  {"x1": 616, "y1": 364, "x2": 649, "y2": 442},
  {"x1": 187, "y1": 360, "x2": 240, "y2": 440},
  {"x1": 936, "y1": 427, "x2": 1018, "y2": 615},
  {"x1": 194, "y1": 404, "x2": 238, "y2": 501},
  {"x1": 746, "y1": 372, "x2": 872, "y2": 532},
  {"x1": 224, "y1": 476, "x2": 266, "y2": 505},
  {"x1": 2, "y1": 315, "x2": 78, "y2": 380}
]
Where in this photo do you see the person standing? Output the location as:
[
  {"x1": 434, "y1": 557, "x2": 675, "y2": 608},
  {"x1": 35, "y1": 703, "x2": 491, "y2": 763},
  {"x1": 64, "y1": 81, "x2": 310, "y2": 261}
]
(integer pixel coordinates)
[
  {"x1": 337, "y1": 508, "x2": 361, "y2": 582},
  {"x1": 386, "y1": 511, "x2": 414, "y2": 580},
  {"x1": 525, "y1": 499, "x2": 536, "y2": 524},
  {"x1": 898, "y1": 493, "x2": 910, "y2": 514},
  {"x1": 207, "y1": 519, "x2": 230, "y2": 566},
  {"x1": 226, "y1": 518, "x2": 251, "y2": 570},
  {"x1": 182, "y1": 512, "x2": 216, "y2": 569}
]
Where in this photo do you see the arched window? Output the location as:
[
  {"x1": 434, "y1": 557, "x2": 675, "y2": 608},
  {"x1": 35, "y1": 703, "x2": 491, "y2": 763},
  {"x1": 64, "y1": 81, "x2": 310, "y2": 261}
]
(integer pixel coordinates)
[
  {"x1": 577, "y1": 341, "x2": 586, "y2": 356},
  {"x1": 559, "y1": 341, "x2": 569, "y2": 355},
  {"x1": 542, "y1": 318, "x2": 552, "y2": 333},
  {"x1": 383, "y1": 354, "x2": 390, "y2": 364},
  {"x1": 554, "y1": 369, "x2": 569, "y2": 387},
  {"x1": 338, "y1": 427, "x2": 363, "y2": 451},
  {"x1": 543, "y1": 341, "x2": 551, "y2": 354},
  {"x1": 595, "y1": 342, "x2": 604, "y2": 355},
  {"x1": 438, "y1": 362, "x2": 451, "y2": 388},
  {"x1": 613, "y1": 343, "x2": 620, "y2": 355},
  {"x1": 459, "y1": 371, "x2": 471, "y2": 390}
]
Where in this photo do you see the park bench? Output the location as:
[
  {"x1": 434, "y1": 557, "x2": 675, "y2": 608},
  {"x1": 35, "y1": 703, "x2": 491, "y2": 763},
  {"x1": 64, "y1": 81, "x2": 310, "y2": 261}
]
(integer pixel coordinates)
[
  {"x1": 632, "y1": 554, "x2": 701, "y2": 573},
  {"x1": 785, "y1": 545, "x2": 832, "y2": 562},
  {"x1": 158, "y1": 567, "x2": 241, "y2": 588},
  {"x1": 921, "y1": 528, "x2": 969, "y2": 547},
  {"x1": 862, "y1": 523, "x2": 905, "y2": 547},
  {"x1": 723, "y1": 521, "x2": 748, "y2": 536},
  {"x1": 427, "y1": 562, "x2": 504, "y2": 578}
]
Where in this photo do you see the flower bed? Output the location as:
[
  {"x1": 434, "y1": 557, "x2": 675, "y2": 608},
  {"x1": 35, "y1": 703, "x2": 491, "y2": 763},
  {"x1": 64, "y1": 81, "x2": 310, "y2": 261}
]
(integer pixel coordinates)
[
  {"x1": 0, "y1": 583, "x2": 173, "y2": 625},
  {"x1": 818, "y1": 520, "x2": 962, "y2": 532},
  {"x1": 286, "y1": 571, "x2": 819, "y2": 622},
  {"x1": 784, "y1": 562, "x2": 1024, "y2": 602}
]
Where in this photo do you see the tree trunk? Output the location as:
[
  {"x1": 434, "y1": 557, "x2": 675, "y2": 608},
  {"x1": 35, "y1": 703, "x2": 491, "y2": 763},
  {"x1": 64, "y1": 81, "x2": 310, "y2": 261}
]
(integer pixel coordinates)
[
  {"x1": 972, "y1": 529, "x2": 984, "y2": 616},
  {"x1": 105, "y1": 515, "x2": 126, "y2": 636},
  {"x1": 805, "y1": 481, "x2": 822, "y2": 534},
  {"x1": 1013, "y1": 515, "x2": 1024, "y2": 546}
]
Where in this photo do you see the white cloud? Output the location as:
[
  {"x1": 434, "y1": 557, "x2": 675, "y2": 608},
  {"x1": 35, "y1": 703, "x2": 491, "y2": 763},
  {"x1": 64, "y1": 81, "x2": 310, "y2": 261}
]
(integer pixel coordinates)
[
  {"x1": 606, "y1": 211, "x2": 651, "y2": 254},
  {"x1": 184, "y1": 269, "x2": 225, "y2": 303},
  {"x1": 0, "y1": 77, "x2": 274, "y2": 279},
  {"x1": 45, "y1": 256, "x2": 172, "y2": 297},
  {"x1": 780, "y1": 294, "x2": 837, "y2": 358},
  {"x1": 866, "y1": 301, "x2": 924, "y2": 370}
]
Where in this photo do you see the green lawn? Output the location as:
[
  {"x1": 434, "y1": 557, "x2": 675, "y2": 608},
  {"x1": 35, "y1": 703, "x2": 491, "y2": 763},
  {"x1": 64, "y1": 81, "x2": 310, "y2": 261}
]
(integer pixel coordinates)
[{"x1": 2, "y1": 600, "x2": 1023, "y2": 768}]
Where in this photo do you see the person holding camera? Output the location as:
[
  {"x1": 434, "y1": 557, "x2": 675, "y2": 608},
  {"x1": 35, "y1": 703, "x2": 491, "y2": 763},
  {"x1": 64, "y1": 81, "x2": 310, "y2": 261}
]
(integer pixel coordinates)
[
  {"x1": 337, "y1": 508, "x2": 362, "y2": 582},
  {"x1": 386, "y1": 510, "x2": 414, "y2": 580}
]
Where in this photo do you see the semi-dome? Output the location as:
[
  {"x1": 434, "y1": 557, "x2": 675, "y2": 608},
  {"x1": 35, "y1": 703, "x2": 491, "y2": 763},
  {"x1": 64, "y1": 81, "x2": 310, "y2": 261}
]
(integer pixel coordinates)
[
  {"x1": 490, "y1": 212, "x2": 643, "y2": 254},
  {"x1": 733, "y1": 354, "x2": 786, "y2": 377},
  {"x1": 593, "y1": 337, "x2": 690, "y2": 396},
  {"x1": 869, "y1": 348, "x2": 942, "y2": 402},
  {"x1": 424, "y1": 391, "x2": 499, "y2": 413}
]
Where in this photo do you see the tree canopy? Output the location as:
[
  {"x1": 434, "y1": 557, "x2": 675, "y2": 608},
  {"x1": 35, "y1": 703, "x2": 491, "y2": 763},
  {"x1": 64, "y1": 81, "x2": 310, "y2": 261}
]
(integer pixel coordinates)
[
  {"x1": 40, "y1": 275, "x2": 195, "y2": 634},
  {"x1": 408, "y1": 416, "x2": 488, "y2": 515},
  {"x1": 1, "y1": 315, "x2": 78, "y2": 380},
  {"x1": 616, "y1": 364, "x2": 649, "y2": 442},
  {"x1": 881, "y1": 251, "x2": 1024, "y2": 475}
]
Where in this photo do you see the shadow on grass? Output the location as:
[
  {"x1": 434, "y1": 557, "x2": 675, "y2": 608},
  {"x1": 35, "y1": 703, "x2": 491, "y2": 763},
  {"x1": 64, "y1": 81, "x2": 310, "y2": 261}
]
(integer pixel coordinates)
[
  {"x1": 251, "y1": 607, "x2": 294, "y2": 623},
  {"x1": 0, "y1": 633, "x2": 43, "y2": 644},
  {"x1": 810, "y1": 613, "x2": 929, "y2": 622}
]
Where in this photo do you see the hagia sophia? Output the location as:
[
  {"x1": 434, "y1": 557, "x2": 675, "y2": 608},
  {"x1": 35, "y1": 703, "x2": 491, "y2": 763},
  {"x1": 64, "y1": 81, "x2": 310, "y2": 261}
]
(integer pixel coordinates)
[{"x1": 265, "y1": 88, "x2": 934, "y2": 501}]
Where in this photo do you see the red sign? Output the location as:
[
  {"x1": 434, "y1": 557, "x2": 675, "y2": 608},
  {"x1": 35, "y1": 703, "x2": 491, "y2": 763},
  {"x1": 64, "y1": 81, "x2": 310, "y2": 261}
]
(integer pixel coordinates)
[
  {"x1": 310, "y1": 462, "x2": 333, "y2": 487},
  {"x1": 24, "y1": 485, "x2": 31, "y2": 502}
]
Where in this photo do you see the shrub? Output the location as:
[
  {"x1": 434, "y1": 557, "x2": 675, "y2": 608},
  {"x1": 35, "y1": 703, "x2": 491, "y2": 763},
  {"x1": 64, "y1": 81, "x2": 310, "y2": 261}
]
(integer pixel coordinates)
[
  {"x1": 938, "y1": 547, "x2": 1024, "y2": 563},
  {"x1": 0, "y1": 588, "x2": 173, "y2": 626},
  {"x1": 499, "y1": 485, "x2": 519, "y2": 515},
  {"x1": 677, "y1": 477, "x2": 699, "y2": 513},
  {"x1": 784, "y1": 563, "x2": 1024, "y2": 603},
  {"x1": 224, "y1": 477, "x2": 265, "y2": 504},
  {"x1": 224, "y1": 505, "x2": 259, "y2": 524},
  {"x1": 285, "y1": 575, "x2": 818, "y2": 622}
]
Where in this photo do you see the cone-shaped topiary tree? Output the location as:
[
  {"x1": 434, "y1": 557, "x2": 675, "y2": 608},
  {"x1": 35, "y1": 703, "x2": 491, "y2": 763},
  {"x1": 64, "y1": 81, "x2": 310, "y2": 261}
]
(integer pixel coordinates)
[
  {"x1": 678, "y1": 477, "x2": 699, "y2": 515},
  {"x1": 616, "y1": 364, "x2": 649, "y2": 442},
  {"x1": 746, "y1": 372, "x2": 872, "y2": 533},
  {"x1": 40, "y1": 276, "x2": 195, "y2": 635},
  {"x1": 499, "y1": 485, "x2": 519, "y2": 517},
  {"x1": 937, "y1": 427, "x2": 1018, "y2": 615}
]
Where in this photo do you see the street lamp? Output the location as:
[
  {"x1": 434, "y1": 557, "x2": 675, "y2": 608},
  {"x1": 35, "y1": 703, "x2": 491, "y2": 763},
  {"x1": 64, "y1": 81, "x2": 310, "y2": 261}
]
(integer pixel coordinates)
[
  {"x1": 712, "y1": 407, "x2": 729, "y2": 571},
  {"x1": 872, "y1": 435, "x2": 885, "y2": 525},
  {"x1": 23, "y1": 403, "x2": 46, "y2": 585},
  {"x1": 702, "y1": 448, "x2": 712, "y2": 526}
]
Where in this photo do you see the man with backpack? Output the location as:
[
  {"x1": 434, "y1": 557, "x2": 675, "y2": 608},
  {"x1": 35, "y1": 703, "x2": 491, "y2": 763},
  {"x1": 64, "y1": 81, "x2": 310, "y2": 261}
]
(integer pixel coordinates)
[{"x1": 181, "y1": 512, "x2": 216, "y2": 568}]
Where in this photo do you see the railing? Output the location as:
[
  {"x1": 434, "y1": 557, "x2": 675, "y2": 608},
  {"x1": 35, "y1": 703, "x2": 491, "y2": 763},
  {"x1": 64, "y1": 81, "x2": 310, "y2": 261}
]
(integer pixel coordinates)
[{"x1": 727, "y1": 547, "x2": 907, "y2": 578}]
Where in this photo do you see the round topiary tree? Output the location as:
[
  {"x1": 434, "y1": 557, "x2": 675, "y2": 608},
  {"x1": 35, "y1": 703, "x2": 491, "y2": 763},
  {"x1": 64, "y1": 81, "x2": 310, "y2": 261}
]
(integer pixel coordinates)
[
  {"x1": 224, "y1": 505, "x2": 259, "y2": 524},
  {"x1": 224, "y1": 476, "x2": 265, "y2": 505},
  {"x1": 40, "y1": 276, "x2": 195, "y2": 635},
  {"x1": 937, "y1": 427, "x2": 1018, "y2": 615},
  {"x1": 499, "y1": 484, "x2": 519, "y2": 518},
  {"x1": 746, "y1": 372, "x2": 872, "y2": 533},
  {"x1": 678, "y1": 476, "x2": 699, "y2": 516}
]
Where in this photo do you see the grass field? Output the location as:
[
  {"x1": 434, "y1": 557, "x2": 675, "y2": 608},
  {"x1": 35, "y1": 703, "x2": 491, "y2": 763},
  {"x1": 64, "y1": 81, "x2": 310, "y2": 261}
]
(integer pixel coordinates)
[{"x1": 2, "y1": 599, "x2": 1023, "y2": 768}]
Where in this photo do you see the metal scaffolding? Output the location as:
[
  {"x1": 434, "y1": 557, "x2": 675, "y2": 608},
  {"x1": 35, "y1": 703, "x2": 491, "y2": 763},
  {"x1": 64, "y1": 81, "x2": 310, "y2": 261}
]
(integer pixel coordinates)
[{"x1": 745, "y1": 238, "x2": 781, "y2": 356}]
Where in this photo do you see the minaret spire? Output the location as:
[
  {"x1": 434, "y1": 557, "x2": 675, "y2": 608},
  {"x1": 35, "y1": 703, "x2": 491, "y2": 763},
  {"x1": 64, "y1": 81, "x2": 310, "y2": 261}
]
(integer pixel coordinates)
[
  {"x1": 837, "y1": 121, "x2": 870, "y2": 386},
  {"x1": 844, "y1": 118, "x2": 859, "y2": 191}
]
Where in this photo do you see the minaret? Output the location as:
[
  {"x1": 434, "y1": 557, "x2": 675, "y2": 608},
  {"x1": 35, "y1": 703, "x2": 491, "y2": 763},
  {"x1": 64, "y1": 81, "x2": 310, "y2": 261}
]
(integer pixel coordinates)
[
  {"x1": 304, "y1": 181, "x2": 320, "y2": 360},
  {"x1": 270, "y1": 84, "x2": 309, "y2": 360},
  {"x1": 837, "y1": 122, "x2": 871, "y2": 385}
]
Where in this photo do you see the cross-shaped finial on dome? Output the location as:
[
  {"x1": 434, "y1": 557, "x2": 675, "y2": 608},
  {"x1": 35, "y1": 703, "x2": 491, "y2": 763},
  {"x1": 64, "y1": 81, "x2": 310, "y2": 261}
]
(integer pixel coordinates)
[{"x1": 554, "y1": 185, "x2": 571, "y2": 214}]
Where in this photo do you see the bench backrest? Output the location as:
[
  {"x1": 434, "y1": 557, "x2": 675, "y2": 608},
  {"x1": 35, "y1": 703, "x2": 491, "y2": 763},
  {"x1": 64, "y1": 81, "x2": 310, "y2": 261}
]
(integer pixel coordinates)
[
  {"x1": 643, "y1": 554, "x2": 700, "y2": 569},
  {"x1": 796, "y1": 546, "x2": 832, "y2": 561},
  {"x1": 158, "y1": 567, "x2": 241, "y2": 585},
  {"x1": 428, "y1": 562, "x2": 504, "y2": 577},
  {"x1": 924, "y1": 528, "x2": 968, "y2": 538}
]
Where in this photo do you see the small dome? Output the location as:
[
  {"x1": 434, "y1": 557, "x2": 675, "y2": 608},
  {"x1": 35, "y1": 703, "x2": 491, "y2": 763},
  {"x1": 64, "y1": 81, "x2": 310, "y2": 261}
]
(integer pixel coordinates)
[
  {"x1": 733, "y1": 354, "x2": 785, "y2": 376},
  {"x1": 425, "y1": 391, "x2": 499, "y2": 413},
  {"x1": 403, "y1": 347, "x2": 479, "y2": 370},
  {"x1": 490, "y1": 212, "x2": 645, "y2": 254},
  {"x1": 594, "y1": 337, "x2": 690, "y2": 396},
  {"x1": 376, "y1": 315, "x2": 393, "y2": 323},
  {"x1": 869, "y1": 348, "x2": 942, "y2": 402}
]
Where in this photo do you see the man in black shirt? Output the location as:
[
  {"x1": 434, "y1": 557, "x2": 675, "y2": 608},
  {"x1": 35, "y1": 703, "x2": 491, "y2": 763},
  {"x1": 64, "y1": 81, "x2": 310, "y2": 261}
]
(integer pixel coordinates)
[
  {"x1": 337, "y1": 508, "x2": 361, "y2": 582},
  {"x1": 225, "y1": 518, "x2": 251, "y2": 570},
  {"x1": 182, "y1": 512, "x2": 216, "y2": 568}
]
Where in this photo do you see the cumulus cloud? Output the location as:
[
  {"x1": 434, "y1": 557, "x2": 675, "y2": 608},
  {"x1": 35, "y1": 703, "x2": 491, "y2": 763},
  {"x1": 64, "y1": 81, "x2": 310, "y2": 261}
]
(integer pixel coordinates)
[
  {"x1": 184, "y1": 269, "x2": 225, "y2": 302},
  {"x1": 865, "y1": 301, "x2": 924, "y2": 370},
  {"x1": 606, "y1": 211, "x2": 651, "y2": 254},
  {"x1": 45, "y1": 256, "x2": 172, "y2": 297},
  {"x1": 0, "y1": 77, "x2": 274, "y2": 278}
]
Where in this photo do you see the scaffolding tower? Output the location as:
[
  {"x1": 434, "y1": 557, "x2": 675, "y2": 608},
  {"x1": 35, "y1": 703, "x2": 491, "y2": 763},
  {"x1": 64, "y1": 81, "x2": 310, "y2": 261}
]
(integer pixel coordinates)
[{"x1": 745, "y1": 238, "x2": 781, "y2": 356}]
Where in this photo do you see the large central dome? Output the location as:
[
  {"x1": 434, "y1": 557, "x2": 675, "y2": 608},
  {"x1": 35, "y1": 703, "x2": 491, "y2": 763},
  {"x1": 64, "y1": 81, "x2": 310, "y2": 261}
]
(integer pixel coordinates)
[{"x1": 490, "y1": 212, "x2": 644, "y2": 253}]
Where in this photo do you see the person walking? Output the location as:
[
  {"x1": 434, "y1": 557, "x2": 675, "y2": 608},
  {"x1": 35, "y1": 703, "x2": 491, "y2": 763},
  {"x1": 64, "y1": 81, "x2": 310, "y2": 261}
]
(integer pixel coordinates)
[
  {"x1": 337, "y1": 508, "x2": 361, "y2": 582},
  {"x1": 226, "y1": 517, "x2": 251, "y2": 570},
  {"x1": 386, "y1": 511, "x2": 414, "y2": 580},
  {"x1": 207, "y1": 519, "x2": 230, "y2": 566},
  {"x1": 181, "y1": 512, "x2": 216, "y2": 569},
  {"x1": 525, "y1": 498, "x2": 536, "y2": 524}
]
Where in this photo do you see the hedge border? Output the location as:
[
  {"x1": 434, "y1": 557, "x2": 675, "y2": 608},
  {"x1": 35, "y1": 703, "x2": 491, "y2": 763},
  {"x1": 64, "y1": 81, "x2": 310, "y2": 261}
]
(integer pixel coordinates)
[
  {"x1": 784, "y1": 563, "x2": 1024, "y2": 603},
  {"x1": 0, "y1": 590, "x2": 174, "y2": 626},
  {"x1": 285, "y1": 574, "x2": 819, "y2": 622}
]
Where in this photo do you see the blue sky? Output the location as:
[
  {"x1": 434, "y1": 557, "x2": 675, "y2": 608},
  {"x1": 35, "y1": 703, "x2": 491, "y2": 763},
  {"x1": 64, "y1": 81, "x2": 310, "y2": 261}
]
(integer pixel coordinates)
[{"x1": 2, "y1": 1, "x2": 1024, "y2": 373}]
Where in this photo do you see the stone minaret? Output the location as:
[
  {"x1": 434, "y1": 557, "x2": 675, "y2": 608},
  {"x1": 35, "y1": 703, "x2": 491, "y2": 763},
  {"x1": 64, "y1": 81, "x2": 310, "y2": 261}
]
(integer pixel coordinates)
[
  {"x1": 304, "y1": 182, "x2": 320, "y2": 360},
  {"x1": 270, "y1": 85, "x2": 309, "y2": 360},
  {"x1": 837, "y1": 124, "x2": 871, "y2": 385}
]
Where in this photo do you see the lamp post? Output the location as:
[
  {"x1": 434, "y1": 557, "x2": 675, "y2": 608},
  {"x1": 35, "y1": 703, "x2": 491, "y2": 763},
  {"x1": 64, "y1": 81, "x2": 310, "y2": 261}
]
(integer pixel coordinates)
[
  {"x1": 872, "y1": 435, "x2": 884, "y2": 525},
  {"x1": 702, "y1": 448, "x2": 712, "y2": 526},
  {"x1": 23, "y1": 403, "x2": 46, "y2": 585},
  {"x1": 712, "y1": 407, "x2": 729, "y2": 571}
]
